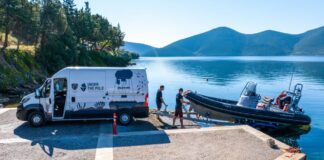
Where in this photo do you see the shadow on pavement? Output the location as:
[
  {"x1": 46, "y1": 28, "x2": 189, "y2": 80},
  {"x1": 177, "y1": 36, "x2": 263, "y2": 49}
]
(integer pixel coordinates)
[
  {"x1": 14, "y1": 121, "x2": 104, "y2": 138},
  {"x1": 13, "y1": 119, "x2": 168, "y2": 156},
  {"x1": 13, "y1": 121, "x2": 104, "y2": 156},
  {"x1": 113, "y1": 132, "x2": 170, "y2": 148}
]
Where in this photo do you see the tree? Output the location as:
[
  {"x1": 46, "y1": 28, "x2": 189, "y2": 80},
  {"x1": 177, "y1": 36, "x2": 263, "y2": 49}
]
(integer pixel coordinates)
[
  {"x1": 63, "y1": 0, "x2": 76, "y2": 31},
  {"x1": 107, "y1": 24, "x2": 125, "y2": 53},
  {"x1": 90, "y1": 14, "x2": 110, "y2": 50},
  {"x1": 0, "y1": 0, "x2": 134, "y2": 93},
  {"x1": 1, "y1": 0, "x2": 129, "y2": 74},
  {"x1": 74, "y1": 1, "x2": 93, "y2": 48},
  {"x1": 37, "y1": 0, "x2": 69, "y2": 73},
  {"x1": 0, "y1": 0, "x2": 21, "y2": 52},
  {"x1": 11, "y1": 0, "x2": 38, "y2": 50}
]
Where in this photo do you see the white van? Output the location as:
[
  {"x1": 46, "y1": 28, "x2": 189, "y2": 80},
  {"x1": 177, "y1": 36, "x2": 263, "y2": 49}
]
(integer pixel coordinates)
[{"x1": 16, "y1": 67, "x2": 149, "y2": 127}]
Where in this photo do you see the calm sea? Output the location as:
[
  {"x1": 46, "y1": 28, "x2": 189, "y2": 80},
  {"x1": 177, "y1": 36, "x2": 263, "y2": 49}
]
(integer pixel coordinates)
[{"x1": 132, "y1": 56, "x2": 324, "y2": 159}]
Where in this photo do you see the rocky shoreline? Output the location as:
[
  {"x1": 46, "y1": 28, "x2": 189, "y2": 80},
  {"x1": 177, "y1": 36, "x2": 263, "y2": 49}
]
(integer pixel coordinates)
[{"x1": 0, "y1": 83, "x2": 38, "y2": 107}]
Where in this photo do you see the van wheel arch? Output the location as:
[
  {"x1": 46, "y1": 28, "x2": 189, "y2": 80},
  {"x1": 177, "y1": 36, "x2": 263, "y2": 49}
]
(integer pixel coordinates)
[{"x1": 117, "y1": 109, "x2": 133, "y2": 126}]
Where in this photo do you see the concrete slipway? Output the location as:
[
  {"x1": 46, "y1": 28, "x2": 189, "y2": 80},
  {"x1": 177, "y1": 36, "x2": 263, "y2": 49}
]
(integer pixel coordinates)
[{"x1": 0, "y1": 108, "x2": 305, "y2": 160}]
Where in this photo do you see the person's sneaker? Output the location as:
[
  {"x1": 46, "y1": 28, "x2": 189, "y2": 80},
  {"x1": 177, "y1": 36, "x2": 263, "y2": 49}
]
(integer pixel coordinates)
[
  {"x1": 171, "y1": 126, "x2": 178, "y2": 129},
  {"x1": 181, "y1": 126, "x2": 185, "y2": 129}
]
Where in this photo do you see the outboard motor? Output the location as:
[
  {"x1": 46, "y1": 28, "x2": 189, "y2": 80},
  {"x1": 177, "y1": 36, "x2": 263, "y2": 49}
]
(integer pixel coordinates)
[{"x1": 237, "y1": 82, "x2": 260, "y2": 108}]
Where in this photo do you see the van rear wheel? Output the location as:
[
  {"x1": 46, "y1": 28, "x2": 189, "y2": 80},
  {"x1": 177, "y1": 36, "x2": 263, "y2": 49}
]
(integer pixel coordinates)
[
  {"x1": 28, "y1": 111, "x2": 45, "y2": 127},
  {"x1": 117, "y1": 111, "x2": 133, "y2": 126}
]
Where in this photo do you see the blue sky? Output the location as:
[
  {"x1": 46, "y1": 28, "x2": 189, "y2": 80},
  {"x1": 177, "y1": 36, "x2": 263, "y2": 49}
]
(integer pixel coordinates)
[{"x1": 74, "y1": 0, "x2": 324, "y2": 47}]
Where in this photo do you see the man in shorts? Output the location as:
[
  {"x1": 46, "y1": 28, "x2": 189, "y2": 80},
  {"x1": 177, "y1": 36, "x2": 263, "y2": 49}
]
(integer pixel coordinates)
[
  {"x1": 172, "y1": 88, "x2": 190, "y2": 128},
  {"x1": 156, "y1": 85, "x2": 167, "y2": 111}
]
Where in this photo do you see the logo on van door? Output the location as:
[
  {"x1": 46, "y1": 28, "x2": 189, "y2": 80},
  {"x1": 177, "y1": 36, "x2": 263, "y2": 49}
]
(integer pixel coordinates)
[
  {"x1": 72, "y1": 83, "x2": 78, "y2": 90},
  {"x1": 81, "y1": 83, "x2": 87, "y2": 92},
  {"x1": 80, "y1": 82, "x2": 104, "y2": 92},
  {"x1": 88, "y1": 82, "x2": 104, "y2": 91}
]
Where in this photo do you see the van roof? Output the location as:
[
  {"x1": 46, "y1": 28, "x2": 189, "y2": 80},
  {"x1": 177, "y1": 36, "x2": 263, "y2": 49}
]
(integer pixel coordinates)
[
  {"x1": 52, "y1": 66, "x2": 146, "y2": 77},
  {"x1": 64, "y1": 66, "x2": 145, "y2": 70}
]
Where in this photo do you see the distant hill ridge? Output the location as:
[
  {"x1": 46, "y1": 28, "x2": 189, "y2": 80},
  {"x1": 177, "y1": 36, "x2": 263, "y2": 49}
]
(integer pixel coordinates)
[{"x1": 123, "y1": 26, "x2": 324, "y2": 56}]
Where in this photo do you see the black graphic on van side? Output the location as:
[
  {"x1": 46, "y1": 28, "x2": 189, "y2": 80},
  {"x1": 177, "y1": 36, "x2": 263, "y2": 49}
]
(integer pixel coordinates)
[
  {"x1": 94, "y1": 101, "x2": 105, "y2": 109},
  {"x1": 115, "y1": 70, "x2": 133, "y2": 84},
  {"x1": 87, "y1": 82, "x2": 104, "y2": 91},
  {"x1": 135, "y1": 72, "x2": 145, "y2": 94},
  {"x1": 77, "y1": 102, "x2": 86, "y2": 110},
  {"x1": 72, "y1": 83, "x2": 78, "y2": 90},
  {"x1": 81, "y1": 83, "x2": 87, "y2": 92},
  {"x1": 75, "y1": 102, "x2": 105, "y2": 111}
]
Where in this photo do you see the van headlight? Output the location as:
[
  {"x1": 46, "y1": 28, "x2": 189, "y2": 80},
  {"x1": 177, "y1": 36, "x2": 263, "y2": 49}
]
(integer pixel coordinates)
[{"x1": 21, "y1": 97, "x2": 30, "y2": 104}]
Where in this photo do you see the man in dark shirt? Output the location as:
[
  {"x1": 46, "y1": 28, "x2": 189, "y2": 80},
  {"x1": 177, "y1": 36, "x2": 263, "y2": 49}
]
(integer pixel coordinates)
[
  {"x1": 172, "y1": 88, "x2": 190, "y2": 128},
  {"x1": 156, "y1": 85, "x2": 167, "y2": 111}
]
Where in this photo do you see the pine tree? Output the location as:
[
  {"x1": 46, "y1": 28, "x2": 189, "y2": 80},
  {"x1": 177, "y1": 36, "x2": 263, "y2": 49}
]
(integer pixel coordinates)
[
  {"x1": 63, "y1": 0, "x2": 76, "y2": 31},
  {"x1": 0, "y1": 0, "x2": 21, "y2": 52},
  {"x1": 11, "y1": 0, "x2": 37, "y2": 50}
]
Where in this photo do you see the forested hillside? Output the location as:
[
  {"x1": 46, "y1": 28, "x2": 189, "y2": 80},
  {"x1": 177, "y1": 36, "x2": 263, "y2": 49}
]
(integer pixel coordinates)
[
  {"x1": 0, "y1": 0, "x2": 137, "y2": 94},
  {"x1": 125, "y1": 26, "x2": 324, "y2": 56},
  {"x1": 123, "y1": 42, "x2": 157, "y2": 56}
]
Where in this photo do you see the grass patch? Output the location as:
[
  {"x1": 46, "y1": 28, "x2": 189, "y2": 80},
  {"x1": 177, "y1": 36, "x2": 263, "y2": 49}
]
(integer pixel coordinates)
[
  {"x1": 0, "y1": 49, "x2": 42, "y2": 92},
  {"x1": 0, "y1": 33, "x2": 36, "y2": 53}
]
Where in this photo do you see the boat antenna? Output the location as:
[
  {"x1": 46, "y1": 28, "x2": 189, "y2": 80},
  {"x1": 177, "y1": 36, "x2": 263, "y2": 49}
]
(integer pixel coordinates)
[{"x1": 288, "y1": 68, "x2": 295, "y2": 91}]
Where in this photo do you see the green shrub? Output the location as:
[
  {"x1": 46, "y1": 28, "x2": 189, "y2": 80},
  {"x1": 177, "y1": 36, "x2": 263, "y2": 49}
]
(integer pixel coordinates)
[
  {"x1": 1, "y1": 50, "x2": 42, "y2": 92},
  {"x1": 0, "y1": 48, "x2": 137, "y2": 92},
  {"x1": 0, "y1": 66, "x2": 20, "y2": 91}
]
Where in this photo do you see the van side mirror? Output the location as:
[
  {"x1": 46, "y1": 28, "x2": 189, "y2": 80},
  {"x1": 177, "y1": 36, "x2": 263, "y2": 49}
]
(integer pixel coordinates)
[{"x1": 35, "y1": 89, "x2": 41, "y2": 98}]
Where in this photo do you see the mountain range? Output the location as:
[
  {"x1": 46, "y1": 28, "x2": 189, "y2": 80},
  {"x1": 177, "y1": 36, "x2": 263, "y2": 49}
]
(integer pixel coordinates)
[{"x1": 123, "y1": 26, "x2": 324, "y2": 56}]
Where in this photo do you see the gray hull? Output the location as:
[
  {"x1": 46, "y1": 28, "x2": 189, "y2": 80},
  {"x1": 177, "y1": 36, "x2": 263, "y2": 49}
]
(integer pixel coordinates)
[
  {"x1": 191, "y1": 102, "x2": 235, "y2": 122},
  {"x1": 185, "y1": 92, "x2": 311, "y2": 125}
]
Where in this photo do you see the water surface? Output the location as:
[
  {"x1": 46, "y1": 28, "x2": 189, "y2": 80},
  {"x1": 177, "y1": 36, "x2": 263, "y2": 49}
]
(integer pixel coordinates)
[{"x1": 133, "y1": 56, "x2": 324, "y2": 159}]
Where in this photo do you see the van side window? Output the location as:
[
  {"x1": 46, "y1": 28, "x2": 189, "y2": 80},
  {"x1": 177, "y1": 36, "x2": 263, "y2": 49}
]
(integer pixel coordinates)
[
  {"x1": 54, "y1": 78, "x2": 67, "y2": 96},
  {"x1": 42, "y1": 80, "x2": 51, "y2": 98}
]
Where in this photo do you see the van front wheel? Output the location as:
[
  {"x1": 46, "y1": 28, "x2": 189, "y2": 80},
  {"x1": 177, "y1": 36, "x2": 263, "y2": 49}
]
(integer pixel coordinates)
[
  {"x1": 28, "y1": 111, "x2": 45, "y2": 127},
  {"x1": 117, "y1": 111, "x2": 133, "y2": 126}
]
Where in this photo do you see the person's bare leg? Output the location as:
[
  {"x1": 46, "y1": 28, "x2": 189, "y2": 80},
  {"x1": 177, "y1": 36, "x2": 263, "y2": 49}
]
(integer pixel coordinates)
[
  {"x1": 156, "y1": 106, "x2": 160, "y2": 118},
  {"x1": 172, "y1": 116, "x2": 177, "y2": 127},
  {"x1": 189, "y1": 106, "x2": 193, "y2": 112},
  {"x1": 180, "y1": 118, "x2": 184, "y2": 128}
]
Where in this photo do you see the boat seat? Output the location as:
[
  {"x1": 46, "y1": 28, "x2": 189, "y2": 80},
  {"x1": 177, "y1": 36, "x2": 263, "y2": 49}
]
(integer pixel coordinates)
[
  {"x1": 262, "y1": 96, "x2": 273, "y2": 104},
  {"x1": 258, "y1": 96, "x2": 274, "y2": 110}
]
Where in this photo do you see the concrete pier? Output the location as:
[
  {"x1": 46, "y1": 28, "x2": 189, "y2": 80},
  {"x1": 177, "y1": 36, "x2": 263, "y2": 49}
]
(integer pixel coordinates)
[
  {"x1": 152, "y1": 112, "x2": 305, "y2": 160},
  {"x1": 0, "y1": 108, "x2": 305, "y2": 160}
]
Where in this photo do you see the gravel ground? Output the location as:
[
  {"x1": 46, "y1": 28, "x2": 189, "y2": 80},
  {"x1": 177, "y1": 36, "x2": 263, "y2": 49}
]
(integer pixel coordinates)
[
  {"x1": 0, "y1": 110, "x2": 105, "y2": 160},
  {"x1": 0, "y1": 138, "x2": 98, "y2": 160},
  {"x1": 0, "y1": 109, "x2": 17, "y2": 125},
  {"x1": 1, "y1": 109, "x2": 285, "y2": 160},
  {"x1": 113, "y1": 129, "x2": 283, "y2": 160},
  {"x1": 0, "y1": 109, "x2": 161, "y2": 160}
]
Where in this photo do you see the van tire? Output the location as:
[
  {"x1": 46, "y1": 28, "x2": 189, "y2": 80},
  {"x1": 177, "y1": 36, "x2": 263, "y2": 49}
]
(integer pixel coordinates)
[
  {"x1": 28, "y1": 111, "x2": 45, "y2": 127},
  {"x1": 117, "y1": 111, "x2": 133, "y2": 126}
]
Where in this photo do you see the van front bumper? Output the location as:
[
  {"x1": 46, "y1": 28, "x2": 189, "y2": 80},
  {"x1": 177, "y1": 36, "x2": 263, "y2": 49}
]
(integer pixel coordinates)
[{"x1": 16, "y1": 104, "x2": 28, "y2": 121}]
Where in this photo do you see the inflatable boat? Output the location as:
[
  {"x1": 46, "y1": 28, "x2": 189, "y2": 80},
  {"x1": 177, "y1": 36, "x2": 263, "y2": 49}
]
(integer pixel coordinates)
[{"x1": 185, "y1": 82, "x2": 311, "y2": 126}]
